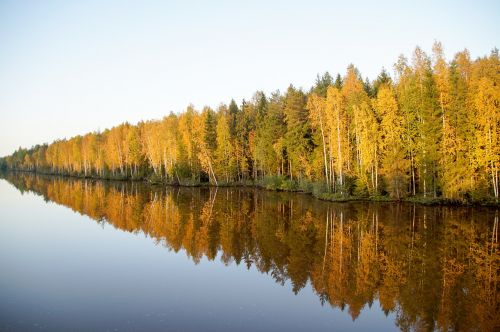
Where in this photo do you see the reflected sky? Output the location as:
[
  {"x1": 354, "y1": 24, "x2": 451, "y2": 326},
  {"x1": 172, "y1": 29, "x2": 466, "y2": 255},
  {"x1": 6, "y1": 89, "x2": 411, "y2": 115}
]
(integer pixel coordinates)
[{"x1": 0, "y1": 174, "x2": 498, "y2": 331}]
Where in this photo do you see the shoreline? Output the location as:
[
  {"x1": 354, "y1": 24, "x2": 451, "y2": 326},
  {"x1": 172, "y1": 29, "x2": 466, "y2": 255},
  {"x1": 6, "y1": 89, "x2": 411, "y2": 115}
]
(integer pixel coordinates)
[{"x1": 2, "y1": 169, "x2": 499, "y2": 208}]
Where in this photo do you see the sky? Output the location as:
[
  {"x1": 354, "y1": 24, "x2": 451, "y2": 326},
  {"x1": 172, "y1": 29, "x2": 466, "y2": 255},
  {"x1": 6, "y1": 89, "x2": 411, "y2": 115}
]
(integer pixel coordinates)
[{"x1": 0, "y1": 0, "x2": 499, "y2": 157}]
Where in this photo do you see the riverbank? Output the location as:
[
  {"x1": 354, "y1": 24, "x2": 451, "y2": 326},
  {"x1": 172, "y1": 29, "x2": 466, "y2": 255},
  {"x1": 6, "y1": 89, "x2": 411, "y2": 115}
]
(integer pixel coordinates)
[{"x1": 2, "y1": 169, "x2": 499, "y2": 207}]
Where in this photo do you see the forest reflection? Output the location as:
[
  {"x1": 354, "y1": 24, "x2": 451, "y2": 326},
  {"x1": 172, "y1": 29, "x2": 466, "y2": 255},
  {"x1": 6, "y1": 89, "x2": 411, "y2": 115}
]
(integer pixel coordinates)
[{"x1": 3, "y1": 173, "x2": 499, "y2": 331}]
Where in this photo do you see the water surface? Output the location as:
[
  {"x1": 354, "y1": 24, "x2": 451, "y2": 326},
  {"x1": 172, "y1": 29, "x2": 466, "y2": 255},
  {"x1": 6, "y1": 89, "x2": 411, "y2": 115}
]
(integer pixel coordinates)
[{"x1": 0, "y1": 173, "x2": 498, "y2": 331}]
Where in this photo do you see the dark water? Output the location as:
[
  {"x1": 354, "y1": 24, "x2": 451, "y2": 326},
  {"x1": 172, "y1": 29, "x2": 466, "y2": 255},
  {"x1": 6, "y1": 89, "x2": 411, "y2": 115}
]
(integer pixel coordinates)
[{"x1": 0, "y1": 173, "x2": 498, "y2": 332}]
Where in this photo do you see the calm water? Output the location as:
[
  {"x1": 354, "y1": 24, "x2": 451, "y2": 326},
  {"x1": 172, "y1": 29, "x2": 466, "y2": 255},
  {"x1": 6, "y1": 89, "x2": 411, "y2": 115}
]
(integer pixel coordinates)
[{"x1": 0, "y1": 173, "x2": 498, "y2": 331}]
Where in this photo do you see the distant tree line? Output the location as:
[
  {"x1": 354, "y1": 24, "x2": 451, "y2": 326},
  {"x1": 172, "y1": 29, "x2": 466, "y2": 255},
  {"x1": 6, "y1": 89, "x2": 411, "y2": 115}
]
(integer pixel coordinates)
[{"x1": 1, "y1": 43, "x2": 499, "y2": 201}]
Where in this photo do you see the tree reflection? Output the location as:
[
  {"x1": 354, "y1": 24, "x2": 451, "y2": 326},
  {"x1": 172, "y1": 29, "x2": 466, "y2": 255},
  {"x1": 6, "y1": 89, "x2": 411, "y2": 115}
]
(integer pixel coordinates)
[{"x1": 3, "y1": 173, "x2": 499, "y2": 331}]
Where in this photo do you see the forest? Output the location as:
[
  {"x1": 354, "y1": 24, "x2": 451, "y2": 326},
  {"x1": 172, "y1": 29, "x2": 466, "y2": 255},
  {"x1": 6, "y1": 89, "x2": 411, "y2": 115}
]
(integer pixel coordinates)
[{"x1": 1, "y1": 42, "x2": 499, "y2": 202}]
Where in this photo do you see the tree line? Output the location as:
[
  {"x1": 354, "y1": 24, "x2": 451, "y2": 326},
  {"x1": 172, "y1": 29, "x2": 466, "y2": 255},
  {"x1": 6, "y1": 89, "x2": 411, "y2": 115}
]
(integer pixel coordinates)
[{"x1": 1, "y1": 42, "x2": 499, "y2": 201}]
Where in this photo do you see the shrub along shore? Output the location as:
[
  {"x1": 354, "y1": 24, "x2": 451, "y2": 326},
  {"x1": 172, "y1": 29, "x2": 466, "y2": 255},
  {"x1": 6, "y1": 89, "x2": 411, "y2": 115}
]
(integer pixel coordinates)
[{"x1": 3, "y1": 169, "x2": 498, "y2": 207}]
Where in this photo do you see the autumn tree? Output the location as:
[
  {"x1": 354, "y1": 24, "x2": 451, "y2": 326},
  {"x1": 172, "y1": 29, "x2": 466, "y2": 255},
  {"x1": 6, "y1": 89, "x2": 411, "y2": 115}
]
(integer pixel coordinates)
[
  {"x1": 376, "y1": 85, "x2": 408, "y2": 198},
  {"x1": 307, "y1": 93, "x2": 330, "y2": 185},
  {"x1": 412, "y1": 47, "x2": 441, "y2": 197},
  {"x1": 471, "y1": 50, "x2": 500, "y2": 199},
  {"x1": 326, "y1": 86, "x2": 349, "y2": 193},
  {"x1": 214, "y1": 107, "x2": 236, "y2": 182},
  {"x1": 283, "y1": 85, "x2": 313, "y2": 180}
]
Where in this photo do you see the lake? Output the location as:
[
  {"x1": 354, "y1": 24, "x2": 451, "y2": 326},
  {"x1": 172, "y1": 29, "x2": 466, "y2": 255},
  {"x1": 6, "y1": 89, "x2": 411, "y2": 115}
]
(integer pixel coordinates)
[{"x1": 0, "y1": 173, "x2": 498, "y2": 331}]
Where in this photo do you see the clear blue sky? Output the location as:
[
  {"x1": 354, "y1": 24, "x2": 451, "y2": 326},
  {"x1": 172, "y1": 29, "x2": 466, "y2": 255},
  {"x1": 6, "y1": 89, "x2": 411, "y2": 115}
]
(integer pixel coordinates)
[{"x1": 0, "y1": 0, "x2": 498, "y2": 156}]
